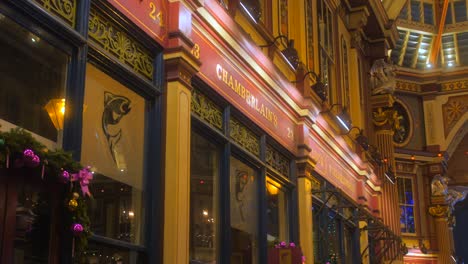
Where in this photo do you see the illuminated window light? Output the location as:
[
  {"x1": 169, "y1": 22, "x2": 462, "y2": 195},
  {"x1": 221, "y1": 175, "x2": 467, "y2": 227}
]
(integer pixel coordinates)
[
  {"x1": 426, "y1": 63, "x2": 432, "y2": 68},
  {"x1": 448, "y1": 62, "x2": 454, "y2": 67},
  {"x1": 447, "y1": 54, "x2": 453, "y2": 59}
]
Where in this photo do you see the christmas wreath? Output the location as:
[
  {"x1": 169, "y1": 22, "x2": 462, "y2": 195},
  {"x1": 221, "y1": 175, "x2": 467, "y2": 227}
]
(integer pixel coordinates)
[{"x1": 0, "y1": 128, "x2": 92, "y2": 258}]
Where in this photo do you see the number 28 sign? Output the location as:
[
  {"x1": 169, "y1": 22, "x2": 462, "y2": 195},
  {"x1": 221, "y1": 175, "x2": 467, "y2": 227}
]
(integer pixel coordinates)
[{"x1": 108, "y1": 0, "x2": 168, "y2": 42}]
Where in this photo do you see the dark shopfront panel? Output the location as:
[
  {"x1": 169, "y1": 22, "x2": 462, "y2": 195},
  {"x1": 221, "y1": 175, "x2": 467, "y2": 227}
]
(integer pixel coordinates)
[
  {"x1": 0, "y1": 1, "x2": 163, "y2": 263},
  {"x1": 311, "y1": 178, "x2": 361, "y2": 264},
  {"x1": 189, "y1": 81, "x2": 296, "y2": 264}
]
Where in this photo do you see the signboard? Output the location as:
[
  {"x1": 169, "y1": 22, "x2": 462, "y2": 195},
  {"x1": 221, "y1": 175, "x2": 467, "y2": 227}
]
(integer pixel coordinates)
[
  {"x1": 107, "y1": 0, "x2": 167, "y2": 43},
  {"x1": 308, "y1": 136, "x2": 358, "y2": 200},
  {"x1": 192, "y1": 27, "x2": 297, "y2": 152}
]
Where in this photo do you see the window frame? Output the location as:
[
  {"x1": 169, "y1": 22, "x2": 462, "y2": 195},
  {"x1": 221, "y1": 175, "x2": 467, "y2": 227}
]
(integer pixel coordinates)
[
  {"x1": 190, "y1": 79, "x2": 296, "y2": 264},
  {"x1": 397, "y1": 176, "x2": 417, "y2": 235},
  {"x1": 0, "y1": 0, "x2": 165, "y2": 263},
  {"x1": 317, "y1": 0, "x2": 335, "y2": 103}
]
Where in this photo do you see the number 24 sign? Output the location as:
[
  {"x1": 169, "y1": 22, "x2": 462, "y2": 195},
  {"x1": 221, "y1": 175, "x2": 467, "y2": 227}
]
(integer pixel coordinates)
[{"x1": 108, "y1": 0, "x2": 167, "y2": 41}]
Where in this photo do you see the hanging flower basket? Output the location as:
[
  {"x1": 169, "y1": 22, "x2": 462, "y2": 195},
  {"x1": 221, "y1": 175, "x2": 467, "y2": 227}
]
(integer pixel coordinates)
[
  {"x1": 0, "y1": 128, "x2": 93, "y2": 259},
  {"x1": 268, "y1": 242, "x2": 306, "y2": 264}
]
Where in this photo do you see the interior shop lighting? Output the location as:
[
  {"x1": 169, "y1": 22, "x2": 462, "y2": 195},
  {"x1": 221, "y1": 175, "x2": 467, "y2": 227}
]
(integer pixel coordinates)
[
  {"x1": 292, "y1": 71, "x2": 328, "y2": 102},
  {"x1": 260, "y1": 35, "x2": 300, "y2": 70},
  {"x1": 45, "y1": 98, "x2": 65, "y2": 130}
]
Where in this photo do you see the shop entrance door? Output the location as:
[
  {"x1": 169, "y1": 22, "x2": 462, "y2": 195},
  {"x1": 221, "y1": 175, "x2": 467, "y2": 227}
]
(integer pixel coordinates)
[{"x1": 0, "y1": 169, "x2": 63, "y2": 264}]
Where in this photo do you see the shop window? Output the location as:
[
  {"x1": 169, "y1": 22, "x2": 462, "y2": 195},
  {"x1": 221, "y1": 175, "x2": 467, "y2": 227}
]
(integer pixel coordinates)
[
  {"x1": 341, "y1": 37, "x2": 350, "y2": 108},
  {"x1": 230, "y1": 157, "x2": 258, "y2": 264},
  {"x1": 305, "y1": 0, "x2": 314, "y2": 70},
  {"x1": 318, "y1": 0, "x2": 334, "y2": 103},
  {"x1": 398, "y1": 177, "x2": 416, "y2": 234},
  {"x1": 0, "y1": 14, "x2": 68, "y2": 145},
  {"x1": 0, "y1": 14, "x2": 69, "y2": 264},
  {"x1": 279, "y1": 0, "x2": 288, "y2": 36},
  {"x1": 266, "y1": 177, "x2": 288, "y2": 244},
  {"x1": 189, "y1": 131, "x2": 219, "y2": 263},
  {"x1": 81, "y1": 64, "x2": 147, "y2": 259},
  {"x1": 343, "y1": 226, "x2": 354, "y2": 263}
]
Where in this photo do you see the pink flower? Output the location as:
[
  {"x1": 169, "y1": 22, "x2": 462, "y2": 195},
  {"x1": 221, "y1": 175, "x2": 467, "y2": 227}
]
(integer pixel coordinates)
[
  {"x1": 279, "y1": 241, "x2": 287, "y2": 248},
  {"x1": 301, "y1": 255, "x2": 306, "y2": 263},
  {"x1": 289, "y1": 242, "x2": 296, "y2": 248}
]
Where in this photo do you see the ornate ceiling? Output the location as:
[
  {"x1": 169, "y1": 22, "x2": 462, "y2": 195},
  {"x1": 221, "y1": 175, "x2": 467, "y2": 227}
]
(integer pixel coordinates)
[{"x1": 390, "y1": 0, "x2": 468, "y2": 70}]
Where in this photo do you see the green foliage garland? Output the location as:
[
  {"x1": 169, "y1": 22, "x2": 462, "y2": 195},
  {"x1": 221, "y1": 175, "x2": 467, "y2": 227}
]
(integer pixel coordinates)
[{"x1": 0, "y1": 128, "x2": 91, "y2": 259}]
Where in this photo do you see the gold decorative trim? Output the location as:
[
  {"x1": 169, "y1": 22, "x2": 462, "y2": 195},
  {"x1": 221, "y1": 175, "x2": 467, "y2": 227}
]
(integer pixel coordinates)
[
  {"x1": 428, "y1": 205, "x2": 449, "y2": 218},
  {"x1": 396, "y1": 19, "x2": 436, "y2": 34},
  {"x1": 191, "y1": 89, "x2": 223, "y2": 130},
  {"x1": 88, "y1": 9, "x2": 154, "y2": 80},
  {"x1": 34, "y1": 0, "x2": 76, "y2": 27},
  {"x1": 396, "y1": 81, "x2": 421, "y2": 92},
  {"x1": 441, "y1": 80, "x2": 468, "y2": 92},
  {"x1": 229, "y1": 118, "x2": 260, "y2": 157},
  {"x1": 266, "y1": 144, "x2": 290, "y2": 177}
]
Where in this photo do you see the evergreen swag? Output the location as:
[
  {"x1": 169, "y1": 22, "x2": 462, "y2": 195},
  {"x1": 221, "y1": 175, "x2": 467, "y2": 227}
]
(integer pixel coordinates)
[{"x1": 0, "y1": 128, "x2": 91, "y2": 259}]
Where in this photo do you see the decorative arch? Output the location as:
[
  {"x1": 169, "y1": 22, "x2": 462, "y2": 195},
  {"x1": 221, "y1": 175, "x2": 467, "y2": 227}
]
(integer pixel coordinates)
[{"x1": 446, "y1": 120, "x2": 468, "y2": 161}]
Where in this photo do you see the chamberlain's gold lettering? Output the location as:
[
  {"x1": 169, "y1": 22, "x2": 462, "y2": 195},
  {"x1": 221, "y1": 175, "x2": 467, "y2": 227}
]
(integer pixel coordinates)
[
  {"x1": 222, "y1": 69, "x2": 228, "y2": 84},
  {"x1": 215, "y1": 64, "x2": 279, "y2": 127},
  {"x1": 240, "y1": 84, "x2": 245, "y2": 98},
  {"x1": 228, "y1": 75, "x2": 233, "y2": 89},
  {"x1": 216, "y1": 64, "x2": 222, "y2": 79}
]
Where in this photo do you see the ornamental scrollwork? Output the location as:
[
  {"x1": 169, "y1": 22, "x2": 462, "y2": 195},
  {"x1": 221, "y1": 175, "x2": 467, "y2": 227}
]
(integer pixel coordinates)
[
  {"x1": 428, "y1": 205, "x2": 449, "y2": 218},
  {"x1": 372, "y1": 107, "x2": 400, "y2": 132},
  {"x1": 191, "y1": 89, "x2": 223, "y2": 131},
  {"x1": 229, "y1": 119, "x2": 260, "y2": 157},
  {"x1": 88, "y1": 9, "x2": 154, "y2": 80},
  {"x1": 266, "y1": 144, "x2": 290, "y2": 177},
  {"x1": 34, "y1": 0, "x2": 76, "y2": 27}
]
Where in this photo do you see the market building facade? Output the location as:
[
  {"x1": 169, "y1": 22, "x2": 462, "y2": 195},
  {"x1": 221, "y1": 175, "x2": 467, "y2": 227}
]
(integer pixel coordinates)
[{"x1": 0, "y1": 0, "x2": 438, "y2": 264}]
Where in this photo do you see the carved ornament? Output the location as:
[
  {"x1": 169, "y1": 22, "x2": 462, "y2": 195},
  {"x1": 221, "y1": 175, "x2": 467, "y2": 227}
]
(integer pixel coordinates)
[
  {"x1": 428, "y1": 205, "x2": 449, "y2": 218},
  {"x1": 88, "y1": 9, "x2": 154, "y2": 80},
  {"x1": 34, "y1": 0, "x2": 76, "y2": 27},
  {"x1": 266, "y1": 144, "x2": 290, "y2": 177},
  {"x1": 370, "y1": 59, "x2": 396, "y2": 95},
  {"x1": 441, "y1": 80, "x2": 468, "y2": 92},
  {"x1": 229, "y1": 118, "x2": 260, "y2": 157},
  {"x1": 372, "y1": 107, "x2": 399, "y2": 131},
  {"x1": 396, "y1": 81, "x2": 421, "y2": 92},
  {"x1": 442, "y1": 95, "x2": 468, "y2": 137},
  {"x1": 191, "y1": 89, "x2": 223, "y2": 131}
]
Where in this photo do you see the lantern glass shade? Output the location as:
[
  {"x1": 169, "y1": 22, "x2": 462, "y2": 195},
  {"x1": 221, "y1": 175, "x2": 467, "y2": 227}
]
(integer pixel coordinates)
[
  {"x1": 266, "y1": 181, "x2": 280, "y2": 195},
  {"x1": 45, "y1": 98, "x2": 65, "y2": 130}
]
